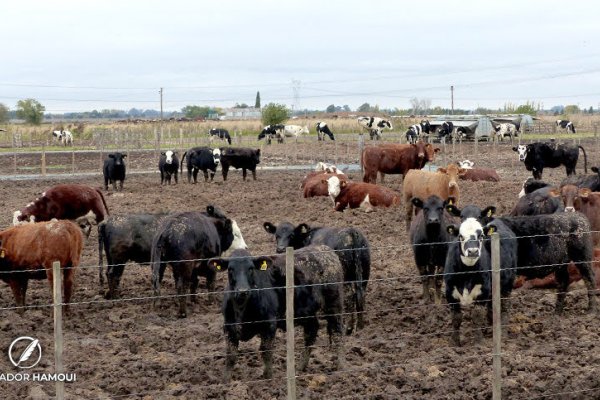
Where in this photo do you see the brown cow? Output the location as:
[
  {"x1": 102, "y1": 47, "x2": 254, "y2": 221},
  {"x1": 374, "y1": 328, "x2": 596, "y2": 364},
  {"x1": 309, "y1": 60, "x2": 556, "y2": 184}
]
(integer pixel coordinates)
[
  {"x1": 302, "y1": 172, "x2": 347, "y2": 199},
  {"x1": 402, "y1": 164, "x2": 464, "y2": 230},
  {"x1": 326, "y1": 176, "x2": 401, "y2": 212},
  {"x1": 556, "y1": 185, "x2": 600, "y2": 246},
  {"x1": 459, "y1": 168, "x2": 500, "y2": 182},
  {"x1": 301, "y1": 171, "x2": 348, "y2": 189},
  {"x1": 0, "y1": 220, "x2": 84, "y2": 313},
  {"x1": 13, "y1": 184, "x2": 110, "y2": 228},
  {"x1": 361, "y1": 141, "x2": 440, "y2": 184}
]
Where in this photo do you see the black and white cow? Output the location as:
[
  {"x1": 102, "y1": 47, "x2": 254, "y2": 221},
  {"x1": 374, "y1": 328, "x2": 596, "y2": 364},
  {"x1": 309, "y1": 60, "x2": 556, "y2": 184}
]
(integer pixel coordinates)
[
  {"x1": 493, "y1": 123, "x2": 518, "y2": 141},
  {"x1": 556, "y1": 119, "x2": 576, "y2": 134},
  {"x1": 283, "y1": 125, "x2": 309, "y2": 137},
  {"x1": 263, "y1": 221, "x2": 371, "y2": 334},
  {"x1": 438, "y1": 121, "x2": 454, "y2": 141},
  {"x1": 150, "y1": 206, "x2": 247, "y2": 318},
  {"x1": 209, "y1": 128, "x2": 232, "y2": 145},
  {"x1": 560, "y1": 166, "x2": 600, "y2": 191},
  {"x1": 180, "y1": 146, "x2": 221, "y2": 183},
  {"x1": 210, "y1": 245, "x2": 344, "y2": 382},
  {"x1": 258, "y1": 124, "x2": 285, "y2": 144},
  {"x1": 518, "y1": 177, "x2": 552, "y2": 198},
  {"x1": 52, "y1": 130, "x2": 73, "y2": 146},
  {"x1": 219, "y1": 147, "x2": 261, "y2": 181},
  {"x1": 409, "y1": 195, "x2": 455, "y2": 304},
  {"x1": 316, "y1": 121, "x2": 335, "y2": 141},
  {"x1": 445, "y1": 217, "x2": 517, "y2": 346},
  {"x1": 103, "y1": 152, "x2": 127, "y2": 191},
  {"x1": 406, "y1": 120, "x2": 431, "y2": 143},
  {"x1": 512, "y1": 142, "x2": 588, "y2": 179},
  {"x1": 158, "y1": 150, "x2": 179, "y2": 185},
  {"x1": 357, "y1": 116, "x2": 393, "y2": 140}
]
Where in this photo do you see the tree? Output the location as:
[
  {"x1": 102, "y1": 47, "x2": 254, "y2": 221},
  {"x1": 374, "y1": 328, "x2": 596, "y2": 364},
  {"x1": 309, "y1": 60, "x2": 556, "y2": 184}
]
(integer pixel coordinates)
[
  {"x1": 261, "y1": 103, "x2": 290, "y2": 125},
  {"x1": 357, "y1": 103, "x2": 371, "y2": 113},
  {"x1": 589, "y1": 106, "x2": 594, "y2": 115},
  {"x1": 0, "y1": 103, "x2": 8, "y2": 123},
  {"x1": 564, "y1": 104, "x2": 581, "y2": 115},
  {"x1": 16, "y1": 98, "x2": 45, "y2": 125},
  {"x1": 343, "y1": 105, "x2": 351, "y2": 112},
  {"x1": 182, "y1": 105, "x2": 213, "y2": 119},
  {"x1": 255, "y1": 91, "x2": 261, "y2": 109},
  {"x1": 515, "y1": 102, "x2": 537, "y2": 116},
  {"x1": 326, "y1": 104, "x2": 336, "y2": 113}
]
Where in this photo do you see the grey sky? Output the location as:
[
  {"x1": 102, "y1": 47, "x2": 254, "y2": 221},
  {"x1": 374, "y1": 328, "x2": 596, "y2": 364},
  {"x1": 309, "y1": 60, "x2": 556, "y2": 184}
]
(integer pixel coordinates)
[{"x1": 1, "y1": 0, "x2": 599, "y2": 112}]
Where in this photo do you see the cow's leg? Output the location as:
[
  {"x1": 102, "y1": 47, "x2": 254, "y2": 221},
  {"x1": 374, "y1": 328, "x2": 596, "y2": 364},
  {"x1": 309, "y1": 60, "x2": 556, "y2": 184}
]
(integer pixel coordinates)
[
  {"x1": 209, "y1": 170, "x2": 216, "y2": 181},
  {"x1": 187, "y1": 168, "x2": 193, "y2": 183},
  {"x1": 299, "y1": 317, "x2": 319, "y2": 371},
  {"x1": 174, "y1": 172, "x2": 178, "y2": 184},
  {"x1": 173, "y1": 264, "x2": 192, "y2": 318},
  {"x1": 189, "y1": 267, "x2": 200, "y2": 304},
  {"x1": 8, "y1": 278, "x2": 27, "y2": 314},
  {"x1": 419, "y1": 267, "x2": 431, "y2": 303},
  {"x1": 192, "y1": 169, "x2": 199, "y2": 183},
  {"x1": 202, "y1": 170, "x2": 209, "y2": 182},
  {"x1": 119, "y1": 180, "x2": 123, "y2": 191},
  {"x1": 222, "y1": 166, "x2": 229, "y2": 181},
  {"x1": 433, "y1": 266, "x2": 443, "y2": 304},
  {"x1": 343, "y1": 282, "x2": 356, "y2": 335},
  {"x1": 242, "y1": 168, "x2": 247, "y2": 181},
  {"x1": 379, "y1": 172, "x2": 385, "y2": 183},
  {"x1": 104, "y1": 177, "x2": 109, "y2": 191},
  {"x1": 160, "y1": 171, "x2": 165, "y2": 185},
  {"x1": 451, "y1": 304, "x2": 462, "y2": 346},
  {"x1": 224, "y1": 336, "x2": 239, "y2": 383},
  {"x1": 204, "y1": 264, "x2": 217, "y2": 304},
  {"x1": 106, "y1": 263, "x2": 125, "y2": 299},
  {"x1": 63, "y1": 264, "x2": 75, "y2": 314},
  {"x1": 573, "y1": 259, "x2": 598, "y2": 312},
  {"x1": 259, "y1": 331, "x2": 276, "y2": 379},
  {"x1": 554, "y1": 266, "x2": 570, "y2": 314},
  {"x1": 251, "y1": 168, "x2": 257, "y2": 180}
]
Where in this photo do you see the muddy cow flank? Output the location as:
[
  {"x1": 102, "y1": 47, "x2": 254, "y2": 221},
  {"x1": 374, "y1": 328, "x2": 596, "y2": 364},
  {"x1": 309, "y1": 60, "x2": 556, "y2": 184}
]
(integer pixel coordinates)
[
  {"x1": 510, "y1": 185, "x2": 562, "y2": 216},
  {"x1": 361, "y1": 142, "x2": 440, "y2": 184},
  {"x1": 327, "y1": 176, "x2": 401, "y2": 212},
  {"x1": 0, "y1": 220, "x2": 83, "y2": 313},
  {"x1": 219, "y1": 147, "x2": 261, "y2": 181},
  {"x1": 14, "y1": 184, "x2": 109, "y2": 230},
  {"x1": 103, "y1": 153, "x2": 127, "y2": 191},
  {"x1": 513, "y1": 142, "x2": 587, "y2": 179},
  {"x1": 158, "y1": 150, "x2": 179, "y2": 185},
  {"x1": 560, "y1": 166, "x2": 600, "y2": 191},
  {"x1": 181, "y1": 146, "x2": 221, "y2": 183},
  {"x1": 210, "y1": 245, "x2": 344, "y2": 382}
]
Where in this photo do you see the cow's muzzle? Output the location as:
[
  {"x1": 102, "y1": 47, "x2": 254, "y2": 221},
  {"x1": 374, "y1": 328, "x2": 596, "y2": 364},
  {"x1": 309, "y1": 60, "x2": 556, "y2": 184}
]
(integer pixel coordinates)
[{"x1": 565, "y1": 206, "x2": 575, "y2": 212}]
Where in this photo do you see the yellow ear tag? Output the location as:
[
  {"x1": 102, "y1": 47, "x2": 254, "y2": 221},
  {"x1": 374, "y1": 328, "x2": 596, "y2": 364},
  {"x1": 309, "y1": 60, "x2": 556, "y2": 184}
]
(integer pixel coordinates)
[
  {"x1": 448, "y1": 199, "x2": 454, "y2": 205},
  {"x1": 488, "y1": 227, "x2": 495, "y2": 234},
  {"x1": 487, "y1": 210, "x2": 493, "y2": 217},
  {"x1": 260, "y1": 261, "x2": 268, "y2": 271},
  {"x1": 0, "y1": 249, "x2": 5, "y2": 258},
  {"x1": 215, "y1": 264, "x2": 221, "y2": 271}
]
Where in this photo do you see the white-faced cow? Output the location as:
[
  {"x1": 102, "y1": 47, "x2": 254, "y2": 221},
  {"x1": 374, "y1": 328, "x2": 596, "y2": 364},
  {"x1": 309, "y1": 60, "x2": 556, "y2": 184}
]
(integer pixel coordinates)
[
  {"x1": 512, "y1": 142, "x2": 587, "y2": 179},
  {"x1": 52, "y1": 130, "x2": 73, "y2": 146},
  {"x1": 357, "y1": 116, "x2": 393, "y2": 140},
  {"x1": 556, "y1": 119, "x2": 576, "y2": 133},
  {"x1": 180, "y1": 146, "x2": 221, "y2": 183},
  {"x1": 316, "y1": 121, "x2": 335, "y2": 141},
  {"x1": 209, "y1": 128, "x2": 232, "y2": 145},
  {"x1": 158, "y1": 150, "x2": 179, "y2": 185}
]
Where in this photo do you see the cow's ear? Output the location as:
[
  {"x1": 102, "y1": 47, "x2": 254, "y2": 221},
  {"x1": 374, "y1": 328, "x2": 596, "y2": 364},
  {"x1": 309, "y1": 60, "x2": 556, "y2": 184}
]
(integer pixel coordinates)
[
  {"x1": 447, "y1": 225, "x2": 459, "y2": 236},
  {"x1": 580, "y1": 188, "x2": 591, "y2": 199},
  {"x1": 482, "y1": 206, "x2": 496, "y2": 219},
  {"x1": 411, "y1": 197, "x2": 424, "y2": 209},
  {"x1": 548, "y1": 188, "x2": 560, "y2": 198},
  {"x1": 446, "y1": 196, "x2": 456, "y2": 206},
  {"x1": 254, "y1": 257, "x2": 273, "y2": 271},
  {"x1": 108, "y1": 154, "x2": 115, "y2": 158},
  {"x1": 340, "y1": 180, "x2": 347, "y2": 188},
  {"x1": 206, "y1": 205, "x2": 215, "y2": 216},
  {"x1": 122, "y1": 154, "x2": 127, "y2": 158},
  {"x1": 297, "y1": 223, "x2": 310, "y2": 235},
  {"x1": 208, "y1": 258, "x2": 229, "y2": 272},
  {"x1": 256, "y1": 149, "x2": 261, "y2": 155},
  {"x1": 483, "y1": 224, "x2": 497, "y2": 236},
  {"x1": 446, "y1": 204, "x2": 460, "y2": 216},
  {"x1": 160, "y1": 152, "x2": 165, "y2": 156},
  {"x1": 512, "y1": 147, "x2": 518, "y2": 152},
  {"x1": 434, "y1": 148, "x2": 441, "y2": 153},
  {"x1": 592, "y1": 166, "x2": 599, "y2": 174},
  {"x1": 458, "y1": 168, "x2": 466, "y2": 175},
  {"x1": 438, "y1": 168, "x2": 447, "y2": 174},
  {"x1": 263, "y1": 222, "x2": 276, "y2": 234}
]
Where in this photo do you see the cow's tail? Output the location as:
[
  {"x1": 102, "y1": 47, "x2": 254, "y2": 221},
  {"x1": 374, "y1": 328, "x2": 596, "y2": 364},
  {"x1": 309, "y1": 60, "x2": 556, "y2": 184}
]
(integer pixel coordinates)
[
  {"x1": 579, "y1": 146, "x2": 588, "y2": 173},
  {"x1": 180, "y1": 151, "x2": 188, "y2": 174},
  {"x1": 95, "y1": 188, "x2": 110, "y2": 216},
  {"x1": 98, "y1": 222, "x2": 106, "y2": 289}
]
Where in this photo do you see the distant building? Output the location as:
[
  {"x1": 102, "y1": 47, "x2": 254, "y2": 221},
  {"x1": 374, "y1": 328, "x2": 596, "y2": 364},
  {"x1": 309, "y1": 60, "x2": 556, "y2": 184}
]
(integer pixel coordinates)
[{"x1": 220, "y1": 107, "x2": 262, "y2": 120}]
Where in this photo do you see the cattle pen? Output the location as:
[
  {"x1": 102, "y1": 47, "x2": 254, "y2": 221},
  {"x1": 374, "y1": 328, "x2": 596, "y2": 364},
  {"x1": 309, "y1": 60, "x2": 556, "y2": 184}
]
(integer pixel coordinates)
[{"x1": 0, "y1": 135, "x2": 600, "y2": 399}]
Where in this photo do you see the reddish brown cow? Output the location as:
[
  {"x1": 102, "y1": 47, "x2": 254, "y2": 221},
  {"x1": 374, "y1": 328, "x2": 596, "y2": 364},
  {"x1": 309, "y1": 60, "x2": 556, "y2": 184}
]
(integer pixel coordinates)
[
  {"x1": 556, "y1": 185, "x2": 600, "y2": 246},
  {"x1": 0, "y1": 220, "x2": 84, "y2": 313},
  {"x1": 13, "y1": 184, "x2": 109, "y2": 227},
  {"x1": 459, "y1": 167, "x2": 500, "y2": 182},
  {"x1": 361, "y1": 141, "x2": 440, "y2": 184},
  {"x1": 402, "y1": 164, "x2": 464, "y2": 229},
  {"x1": 301, "y1": 171, "x2": 347, "y2": 189},
  {"x1": 326, "y1": 176, "x2": 400, "y2": 212},
  {"x1": 302, "y1": 173, "x2": 347, "y2": 199}
]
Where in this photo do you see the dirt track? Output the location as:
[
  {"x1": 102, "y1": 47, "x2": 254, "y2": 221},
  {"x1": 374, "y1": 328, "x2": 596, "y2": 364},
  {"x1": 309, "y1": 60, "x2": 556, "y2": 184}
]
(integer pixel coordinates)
[{"x1": 0, "y1": 140, "x2": 599, "y2": 399}]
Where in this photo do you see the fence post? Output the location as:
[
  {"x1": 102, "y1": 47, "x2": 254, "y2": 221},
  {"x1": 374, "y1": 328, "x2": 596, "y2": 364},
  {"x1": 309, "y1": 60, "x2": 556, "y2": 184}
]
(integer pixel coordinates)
[
  {"x1": 41, "y1": 146, "x2": 46, "y2": 176},
  {"x1": 285, "y1": 247, "x2": 296, "y2": 400},
  {"x1": 491, "y1": 233, "x2": 502, "y2": 400},
  {"x1": 358, "y1": 134, "x2": 365, "y2": 173},
  {"x1": 53, "y1": 261, "x2": 65, "y2": 400}
]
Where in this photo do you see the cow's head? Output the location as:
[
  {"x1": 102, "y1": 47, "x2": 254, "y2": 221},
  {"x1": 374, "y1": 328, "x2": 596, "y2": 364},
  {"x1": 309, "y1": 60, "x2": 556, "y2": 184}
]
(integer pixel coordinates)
[
  {"x1": 378, "y1": 119, "x2": 393, "y2": 130},
  {"x1": 325, "y1": 175, "x2": 348, "y2": 200},
  {"x1": 438, "y1": 164, "x2": 465, "y2": 189},
  {"x1": 211, "y1": 148, "x2": 221, "y2": 165},
  {"x1": 108, "y1": 153, "x2": 127, "y2": 166},
  {"x1": 554, "y1": 184, "x2": 588, "y2": 213},
  {"x1": 447, "y1": 217, "x2": 485, "y2": 267},
  {"x1": 412, "y1": 195, "x2": 447, "y2": 230},
  {"x1": 457, "y1": 160, "x2": 474, "y2": 169},
  {"x1": 162, "y1": 150, "x2": 176, "y2": 164},
  {"x1": 258, "y1": 126, "x2": 270, "y2": 141},
  {"x1": 512, "y1": 144, "x2": 528, "y2": 162},
  {"x1": 263, "y1": 221, "x2": 310, "y2": 253}
]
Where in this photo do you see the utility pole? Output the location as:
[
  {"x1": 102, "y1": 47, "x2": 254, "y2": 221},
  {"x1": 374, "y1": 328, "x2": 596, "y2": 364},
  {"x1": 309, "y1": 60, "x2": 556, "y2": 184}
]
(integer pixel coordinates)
[{"x1": 450, "y1": 85, "x2": 454, "y2": 115}]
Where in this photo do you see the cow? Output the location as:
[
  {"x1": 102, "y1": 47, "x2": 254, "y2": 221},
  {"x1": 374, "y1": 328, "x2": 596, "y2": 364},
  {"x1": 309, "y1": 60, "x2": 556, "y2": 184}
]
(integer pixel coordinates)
[
  {"x1": 459, "y1": 167, "x2": 500, "y2": 182},
  {"x1": 103, "y1": 153, "x2": 127, "y2": 191},
  {"x1": 402, "y1": 164, "x2": 464, "y2": 230},
  {"x1": 210, "y1": 245, "x2": 344, "y2": 382},
  {"x1": 406, "y1": 120, "x2": 432, "y2": 143},
  {"x1": 438, "y1": 121, "x2": 455, "y2": 141},
  {"x1": 158, "y1": 150, "x2": 179, "y2": 185},
  {"x1": 13, "y1": 184, "x2": 109, "y2": 230},
  {"x1": 209, "y1": 128, "x2": 232, "y2": 145},
  {"x1": 455, "y1": 126, "x2": 468, "y2": 139},
  {"x1": 52, "y1": 130, "x2": 73, "y2": 146},
  {"x1": 326, "y1": 175, "x2": 401, "y2": 212},
  {"x1": 98, "y1": 213, "x2": 169, "y2": 299},
  {"x1": 512, "y1": 142, "x2": 587, "y2": 179},
  {"x1": 263, "y1": 221, "x2": 371, "y2": 334},
  {"x1": 258, "y1": 124, "x2": 285, "y2": 144},
  {"x1": 445, "y1": 217, "x2": 517, "y2": 346},
  {"x1": 518, "y1": 177, "x2": 552, "y2": 198},
  {"x1": 316, "y1": 121, "x2": 335, "y2": 141},
  {"x1": 180, "y1": 146, "x2": 221, "y2": 183},
  {"x1": 409, "y1": 196, "x2": 455, "y2": 304},
  {"x1": 0, "y1": 220, "x2": 83, "y2": 313},
  {"x1": 556, "y1": 119, "x2": 576, "y2": 133},
  {"x1": 457, "y1": 160, "x2": 474, "y2": 169},
  {"x1": 361, "y1": 142, "x2": 440, "y2": 184},
  {"x1": 314, "y1": 161, "x2": 341, "y2": 174},
  {"x1": 493, "y1": 123, "x2": 518, "y2": 141},
  {"x1": 219, "y1": 147, "x2": 261, "y2": 181},
  {"x1": 560, "y1": 166, "x2": 600, "y2": 191},
  {"x1": 357, "y1": 116, "x2": 393, "y2": 140},
  {"x1": 510, "y1": 186, "x2": 562, "y2": 216},
  {"x1": 283, "y1": 125, "x2": 309, "y2": 137},
  {"x1": 558, "y1": 185, "x2": 600, "y2": 246},
  {"x1": 151, "y1": 206, "x2": 247, "y2": 317},
  {"x1": 302, "y1": 172, "x2": 346, "y2": 200}
]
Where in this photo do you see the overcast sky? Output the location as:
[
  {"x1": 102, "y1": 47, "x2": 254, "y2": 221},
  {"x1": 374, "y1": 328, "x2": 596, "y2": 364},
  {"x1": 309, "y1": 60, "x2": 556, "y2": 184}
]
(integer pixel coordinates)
[{"x1": 1, "y1": 0, "x2": 599, "y2": 113}]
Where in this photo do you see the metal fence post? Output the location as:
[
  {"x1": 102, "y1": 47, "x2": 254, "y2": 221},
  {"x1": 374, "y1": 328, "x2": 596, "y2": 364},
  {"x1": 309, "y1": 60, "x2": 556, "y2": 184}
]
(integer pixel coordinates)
[
  {"x1": 491, "y1": 233, "x2": 502, "y2": 400},
  {"x1": 285, "y1": 247, "x2": 296, "y2": 400},
  {"x1": 53, "y1": 261, "x2": 65, "y2": 400}
]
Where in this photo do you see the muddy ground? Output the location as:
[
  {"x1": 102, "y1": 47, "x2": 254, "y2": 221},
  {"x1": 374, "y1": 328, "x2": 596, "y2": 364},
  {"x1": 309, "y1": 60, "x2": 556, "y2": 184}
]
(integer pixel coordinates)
[{"x1": 0, "y1": 140, "x2": 599, "y2": 399}]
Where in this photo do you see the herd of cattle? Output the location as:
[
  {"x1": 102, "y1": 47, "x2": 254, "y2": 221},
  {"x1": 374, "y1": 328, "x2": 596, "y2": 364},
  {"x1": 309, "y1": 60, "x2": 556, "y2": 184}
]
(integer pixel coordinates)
[{"x1": 0, "y1": 131, "x2": 598, "y2": 381}]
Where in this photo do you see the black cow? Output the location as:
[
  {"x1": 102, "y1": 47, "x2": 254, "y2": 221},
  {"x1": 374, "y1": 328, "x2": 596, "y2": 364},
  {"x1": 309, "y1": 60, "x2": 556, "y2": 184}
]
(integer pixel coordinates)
[
  {"x1": 445, "y1": 217, "x2": 517, "y2": 346},
  {"x1": 560, "y1": 166, "x2": 600, "y2": 191},
  {"x1": 409, "y1": 196, "x2": 455, "y2": 304},
  {"x1": 263, "y1": 221, "x2": 371, "y2": 334},
  {"x1": 512, "y1": 142, "x2": 588, "y2": 179},
  {"x1": 518, "y1": 177, "x2": 552, "y2": 198},
  {"x1": 556, "y1": 119, "x2": 576, "y2": 133},
  {"x1": 209, "y1": 245, "x2": 344, "y2": 382},
  {"x1": 316, "y1": 121, "x2": 335, "y2": 141},
  {"x1": 180, "y1": 146, "x2": 221, "y2": 183},
  {"x1": 438, "y1": 121, "x2": 454, "y2": 141},
  {"x1": 220, "y1": 147, "x2": 261, "y2": 181},
  {"x1": 98, "y1": 213, "x2": 169, "y2": 298},
  {"x1": 151, "y1": 206, "x2": 247, "y2": 317},
  {"x1": 158, "y1": 150, "x2": 179, "y2": 185},
  {"x1": 510, "y1": 186, "x2": 562, "y2": 216},
  {"x1": 258, "y1": 124, "x2": 284, "y2": 144},
  {"x1": 103, "y1": 152, "x2": 127, "y2": 191},
  {"x1": 209, "y1": 128, "x2": 232, "y2": 145}
]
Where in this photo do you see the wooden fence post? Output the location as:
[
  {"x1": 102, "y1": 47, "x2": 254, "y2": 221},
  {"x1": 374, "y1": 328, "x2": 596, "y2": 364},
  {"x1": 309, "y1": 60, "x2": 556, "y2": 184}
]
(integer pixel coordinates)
[
  {"x1": 41, "y1": 147, "x2": 46, "y2": 176},
  {"x1": 358, "y1": 134, "x2": 365, "y2": 173},
  {"x1": 491, "y1": 233, "x2": 502, "y2": 400},
  {"x1": 285, "y1": 247, "x2": 297, "y2": 400},
  {"x1": 53, "y1": 261, "x2": 65, "y2": 400}
]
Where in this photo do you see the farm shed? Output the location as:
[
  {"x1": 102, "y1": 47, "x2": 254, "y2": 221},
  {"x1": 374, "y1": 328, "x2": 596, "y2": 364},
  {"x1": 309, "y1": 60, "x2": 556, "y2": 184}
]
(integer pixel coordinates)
[{"x1": 429, "y1": 115, "x2": 495, "y2": 141}]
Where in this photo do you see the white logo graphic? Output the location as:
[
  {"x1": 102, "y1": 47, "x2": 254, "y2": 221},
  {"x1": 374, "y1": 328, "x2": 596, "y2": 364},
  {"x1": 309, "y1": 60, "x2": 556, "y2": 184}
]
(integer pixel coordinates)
[{"x1": 8, "y1": 337, "x2": 42, "y2": 369}]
